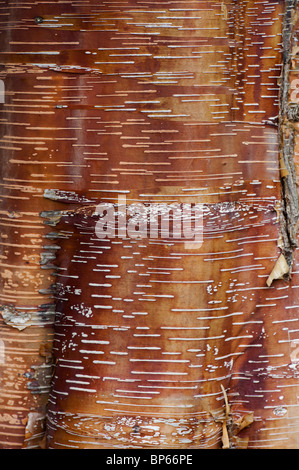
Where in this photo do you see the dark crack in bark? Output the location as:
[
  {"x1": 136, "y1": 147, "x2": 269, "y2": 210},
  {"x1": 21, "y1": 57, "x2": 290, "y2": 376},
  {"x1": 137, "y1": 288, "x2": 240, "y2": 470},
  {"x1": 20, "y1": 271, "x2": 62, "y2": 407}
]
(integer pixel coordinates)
[{"x1": 279, "y1": 0, "x2": 299, "y2": 270}]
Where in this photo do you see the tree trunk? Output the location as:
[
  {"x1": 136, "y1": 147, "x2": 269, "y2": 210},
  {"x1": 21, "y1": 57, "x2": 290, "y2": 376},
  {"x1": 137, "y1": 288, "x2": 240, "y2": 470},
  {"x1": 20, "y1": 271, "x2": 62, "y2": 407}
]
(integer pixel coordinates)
[{"x1": 1, "y1": 0, "x2": 299, "y2": 450}]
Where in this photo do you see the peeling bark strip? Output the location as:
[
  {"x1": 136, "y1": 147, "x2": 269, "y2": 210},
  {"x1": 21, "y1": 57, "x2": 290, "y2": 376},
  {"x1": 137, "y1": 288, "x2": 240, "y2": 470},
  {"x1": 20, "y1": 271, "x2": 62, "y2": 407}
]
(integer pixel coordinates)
[{"x1": 1, "y1": 0, "x2": 299, "y2": 450}]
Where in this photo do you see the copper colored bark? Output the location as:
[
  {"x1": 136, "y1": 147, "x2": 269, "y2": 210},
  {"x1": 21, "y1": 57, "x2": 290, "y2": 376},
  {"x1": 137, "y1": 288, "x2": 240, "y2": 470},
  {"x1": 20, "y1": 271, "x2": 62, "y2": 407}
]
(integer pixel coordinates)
[{"x1": 0, "y1": 0, "x2": 299, "y2": 449}]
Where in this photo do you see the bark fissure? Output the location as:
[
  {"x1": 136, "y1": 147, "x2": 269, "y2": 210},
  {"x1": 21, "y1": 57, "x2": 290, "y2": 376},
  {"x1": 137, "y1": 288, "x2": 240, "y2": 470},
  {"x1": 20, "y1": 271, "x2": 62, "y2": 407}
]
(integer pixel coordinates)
[{"x1": 279, "y1": 0, "x2": 299, "y2": 269}]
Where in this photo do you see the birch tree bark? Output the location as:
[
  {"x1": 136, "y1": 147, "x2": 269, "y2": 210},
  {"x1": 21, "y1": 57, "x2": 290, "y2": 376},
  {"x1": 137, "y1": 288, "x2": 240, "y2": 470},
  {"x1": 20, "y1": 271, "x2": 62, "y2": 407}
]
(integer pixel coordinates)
[{"x1": 0, "y1": 0, "x2": 299, "y2": 450}]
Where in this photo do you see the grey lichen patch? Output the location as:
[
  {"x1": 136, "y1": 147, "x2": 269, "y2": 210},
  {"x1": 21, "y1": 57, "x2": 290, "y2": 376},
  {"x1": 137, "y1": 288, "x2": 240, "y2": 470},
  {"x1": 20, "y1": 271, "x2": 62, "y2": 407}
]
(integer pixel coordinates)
[
  {"x1": 40, "y1": 251, "x2": 58, "y2": 266},
  {"x1": 0, "y1": 305, "x2": 32, "y2": 330},
  {"x1": 287, "y1": 103, "x2": 299, "y2": 121},
  {"x1": 43, "y1": 188, "x2": 94, "y2": 204},
  {"x1": 40, "y1": 210, "x2": 66, "y2": 227},
  {"x1": 45, "y1": 231, "x2": 70, "y2": 240}
]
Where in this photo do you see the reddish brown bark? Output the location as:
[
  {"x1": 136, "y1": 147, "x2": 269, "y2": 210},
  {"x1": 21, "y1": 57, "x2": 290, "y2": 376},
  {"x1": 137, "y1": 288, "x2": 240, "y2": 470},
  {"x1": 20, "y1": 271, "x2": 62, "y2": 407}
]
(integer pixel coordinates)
[{"x1": 0, "y1": 0, "x2": 299, "y2": 449}]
